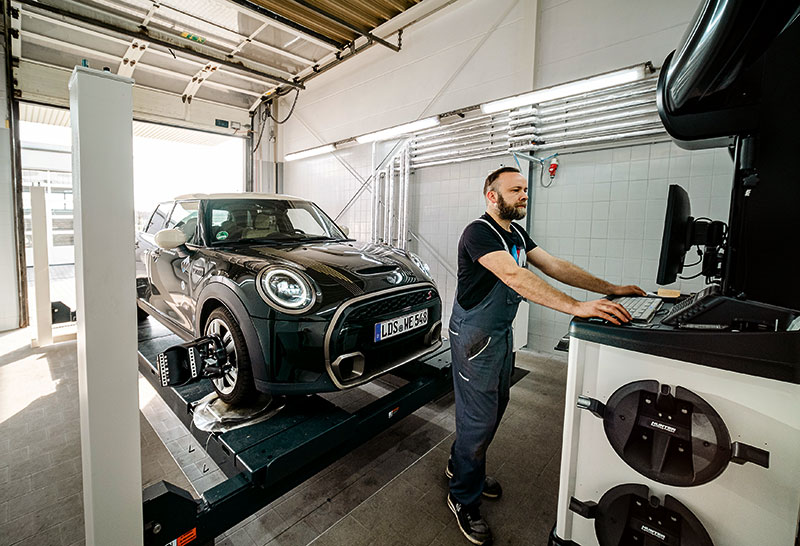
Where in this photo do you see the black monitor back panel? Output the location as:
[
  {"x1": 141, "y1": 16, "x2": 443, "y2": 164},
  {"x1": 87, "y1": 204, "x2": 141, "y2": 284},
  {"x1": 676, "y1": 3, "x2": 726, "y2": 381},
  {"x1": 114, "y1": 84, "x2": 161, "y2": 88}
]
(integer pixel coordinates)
[{"x1": 725, "y1": 18, "x2": 800, "y2": 310}]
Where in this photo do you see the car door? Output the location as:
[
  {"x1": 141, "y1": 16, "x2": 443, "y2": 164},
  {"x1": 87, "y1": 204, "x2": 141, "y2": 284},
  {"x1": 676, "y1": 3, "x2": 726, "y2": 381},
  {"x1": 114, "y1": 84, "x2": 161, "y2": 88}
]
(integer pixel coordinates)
[
  {"x1": 136, "y1": 201, "x2": 173, "y2": 313},
  {"x1": 152, "y1": 200, "x2": 201, "y2": 333}
]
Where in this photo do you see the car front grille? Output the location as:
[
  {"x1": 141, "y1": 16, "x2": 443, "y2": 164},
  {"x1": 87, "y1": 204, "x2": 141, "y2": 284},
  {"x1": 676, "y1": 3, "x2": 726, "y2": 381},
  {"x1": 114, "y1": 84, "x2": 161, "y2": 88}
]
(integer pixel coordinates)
[
  {"x1": 324, "y1": 283, "x2": 442, "y2": 388},
  {"x1": 347, "y1": 288, "x2": 435, "y2": 322}
]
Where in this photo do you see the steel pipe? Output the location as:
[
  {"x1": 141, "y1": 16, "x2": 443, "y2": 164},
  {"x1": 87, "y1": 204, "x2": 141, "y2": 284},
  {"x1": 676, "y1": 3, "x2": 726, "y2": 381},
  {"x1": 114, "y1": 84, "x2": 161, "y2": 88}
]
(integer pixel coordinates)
[
  {"x1": 533, "y1": 82, "x2": 656, "y2": 116},
  {"x1": 509, "y1": 92, "x2": 656, "y2": 128},
  {"x1": 533, "y1": 97, "x2": 656, "y2": 125},
  {"x1": 412, "y1": 133, "x2": 509, "y2": 156},
  {"x1": 534, "y1": 78, "x2": 656, "y2": 109},
  {"x1": 534, "y1": 107, "x2": 657, "y2": 134},
  {"x1": 412, "y1": 149, "x2": 509, "y2": 169},
  {"x1": 511, "y1": 126, "x2": 666, "y2": 153},
  {"x1": 400, "y1": 148, "x2": 410, "y2": 249},
  {"x1": 412, "y1": 143, "x2": 508, "y2": 163},
  {"x1": 414, "y1": 113, "x2": 506, "y2": 137},
  {"x1": 413, "y1": 119, "x2": 509, "y2": 144},
  {"x1": 412, "y1": 126, "x2": 509, "y2": 149},
  {"x1": 536, "y1": 116, "x2": 662, "y2": 141},
  {"x1": 508, "y1": 109, "x2": 658, "y2": 143},
  {"x1": 371, "y1": 146, "x2": 380, "y2": 243}
]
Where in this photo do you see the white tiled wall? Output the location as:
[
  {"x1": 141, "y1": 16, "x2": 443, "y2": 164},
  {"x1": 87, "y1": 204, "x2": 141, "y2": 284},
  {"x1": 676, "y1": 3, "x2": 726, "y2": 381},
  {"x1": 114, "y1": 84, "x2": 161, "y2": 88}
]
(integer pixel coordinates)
[
  {"x1": 408, "y1": 157, "x2": 512, "y2": 329},
  {"x1": 282, "y1": 145, "x2": 374, "y2": 242},
  {"x1": 284, "y1": 141, "x2": 735, "y2": 358},
  {"x1": 408, "y1": 142, "x2": 734, "y2": 357},
  {"x1": 523, "y1": 142, "x2": 733, "y2": 355}
]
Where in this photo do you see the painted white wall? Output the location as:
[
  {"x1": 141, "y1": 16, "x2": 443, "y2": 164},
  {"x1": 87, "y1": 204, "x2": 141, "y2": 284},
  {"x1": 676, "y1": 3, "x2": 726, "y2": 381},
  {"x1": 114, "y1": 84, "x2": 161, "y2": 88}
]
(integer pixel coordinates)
[
  {"x1": 281, "y1": 0, "x2": 702, "y2": 156},
  {"x1": 280, "y1": 0, "x2": 538, "y2": 154},
  {"x1": 534, "y1": 0, "x2": 700, "y2": 87}
]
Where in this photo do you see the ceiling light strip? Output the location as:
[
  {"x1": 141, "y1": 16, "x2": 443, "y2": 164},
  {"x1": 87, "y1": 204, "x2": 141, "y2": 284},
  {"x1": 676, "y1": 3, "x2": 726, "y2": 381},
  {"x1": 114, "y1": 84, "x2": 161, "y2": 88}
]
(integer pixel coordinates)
[{"x1": 482, "y1": 64, "x2": 651, "y2": 114}]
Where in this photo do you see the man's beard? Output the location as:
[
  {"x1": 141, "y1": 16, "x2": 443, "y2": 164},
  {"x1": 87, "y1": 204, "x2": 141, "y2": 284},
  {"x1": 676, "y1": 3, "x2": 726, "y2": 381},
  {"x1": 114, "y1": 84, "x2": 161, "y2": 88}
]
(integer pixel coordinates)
[{"x1": 497, "y1": 192, "x2": 526, "y2": 220}]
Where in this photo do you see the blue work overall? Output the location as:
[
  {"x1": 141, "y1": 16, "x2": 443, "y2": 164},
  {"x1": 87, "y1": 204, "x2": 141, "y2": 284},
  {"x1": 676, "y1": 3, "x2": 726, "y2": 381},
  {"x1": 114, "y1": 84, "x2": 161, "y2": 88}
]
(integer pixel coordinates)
[{"x1": 448, "y1": 220, "x2": 526, "y2": 507}]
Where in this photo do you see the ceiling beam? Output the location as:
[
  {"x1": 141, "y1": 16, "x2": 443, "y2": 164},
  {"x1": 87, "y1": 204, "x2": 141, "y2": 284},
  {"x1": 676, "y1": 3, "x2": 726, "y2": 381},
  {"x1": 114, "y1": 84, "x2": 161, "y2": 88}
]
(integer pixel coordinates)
[
  {"x1": 15, "y1": 0, "x2": 304, "y2": 89},
  {"x1": 283, "y1": 0, "x2": 400, "y2": 52},
  {"x1": 225, "y1": 0, "x2": 343, "y2": 51}
]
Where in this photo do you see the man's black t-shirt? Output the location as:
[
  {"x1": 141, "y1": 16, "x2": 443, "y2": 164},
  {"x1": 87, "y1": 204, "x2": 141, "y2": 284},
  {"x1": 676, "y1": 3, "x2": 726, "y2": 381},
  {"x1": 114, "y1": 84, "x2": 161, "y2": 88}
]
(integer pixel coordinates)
[{"x1": 456, "y1": 213, "x2": 537, "y2": 310}]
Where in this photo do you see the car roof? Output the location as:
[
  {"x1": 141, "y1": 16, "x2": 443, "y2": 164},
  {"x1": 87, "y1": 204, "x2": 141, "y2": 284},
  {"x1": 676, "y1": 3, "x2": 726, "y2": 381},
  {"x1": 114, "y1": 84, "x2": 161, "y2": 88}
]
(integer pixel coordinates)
[{"x1": 172, "y1": 192, "x2": 306, "y2": 201}]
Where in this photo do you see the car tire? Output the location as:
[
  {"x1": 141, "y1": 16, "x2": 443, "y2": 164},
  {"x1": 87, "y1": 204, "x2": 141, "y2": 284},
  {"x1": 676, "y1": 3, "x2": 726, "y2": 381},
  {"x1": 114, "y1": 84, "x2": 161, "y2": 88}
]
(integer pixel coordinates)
[
  {"x1": 137, "y1": 305, "x2": 149, "y2": 322},
  {"x1": 204, "y1": 306, "x2": 257, "y2": 406}
]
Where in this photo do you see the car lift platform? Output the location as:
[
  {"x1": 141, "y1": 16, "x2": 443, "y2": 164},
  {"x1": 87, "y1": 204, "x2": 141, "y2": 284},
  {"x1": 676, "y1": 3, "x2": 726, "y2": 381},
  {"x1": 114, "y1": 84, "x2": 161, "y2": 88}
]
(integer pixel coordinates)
[{"x1": 137, "y1": 319, "x2": 453, "y2": 546}]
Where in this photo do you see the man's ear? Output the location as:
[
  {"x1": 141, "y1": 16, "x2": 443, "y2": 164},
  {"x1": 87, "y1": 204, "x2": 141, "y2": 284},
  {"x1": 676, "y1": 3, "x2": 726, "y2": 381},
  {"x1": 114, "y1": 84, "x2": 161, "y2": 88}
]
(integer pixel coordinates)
[{"x1": 486, "y1": 189, "x2": 497, "y2": 205}]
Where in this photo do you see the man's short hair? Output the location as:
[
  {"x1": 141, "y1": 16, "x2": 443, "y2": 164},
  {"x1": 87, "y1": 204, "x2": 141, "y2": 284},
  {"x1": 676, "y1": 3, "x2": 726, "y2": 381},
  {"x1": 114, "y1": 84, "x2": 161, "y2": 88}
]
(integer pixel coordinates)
[{"x1": 483, "y1": 166, "x2": 520, "y2": 196}]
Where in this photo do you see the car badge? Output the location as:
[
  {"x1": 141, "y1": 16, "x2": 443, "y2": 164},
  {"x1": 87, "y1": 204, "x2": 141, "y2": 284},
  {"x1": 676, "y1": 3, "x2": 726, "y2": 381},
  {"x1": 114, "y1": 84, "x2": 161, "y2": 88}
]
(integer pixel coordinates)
[
  {"x1": 426, "y1": 290, "x2": 433, "y2": 300},
  {"x1": 386, "y1": 270, "x2": 403, "y2": 285}
]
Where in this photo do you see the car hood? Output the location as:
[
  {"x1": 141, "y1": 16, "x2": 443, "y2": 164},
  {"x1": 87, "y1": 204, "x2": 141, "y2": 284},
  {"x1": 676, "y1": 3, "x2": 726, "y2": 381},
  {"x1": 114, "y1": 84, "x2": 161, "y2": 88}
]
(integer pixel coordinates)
[{"x1": 210, "y1": 241, "x2": 431, "y2": 299}]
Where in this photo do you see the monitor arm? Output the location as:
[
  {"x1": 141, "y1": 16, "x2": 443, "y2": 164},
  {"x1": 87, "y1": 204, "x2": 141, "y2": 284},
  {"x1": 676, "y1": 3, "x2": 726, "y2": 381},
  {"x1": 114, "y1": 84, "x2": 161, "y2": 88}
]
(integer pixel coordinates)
[{"x1": 687, "y1": 218, "x2": 727, "y2": 280}]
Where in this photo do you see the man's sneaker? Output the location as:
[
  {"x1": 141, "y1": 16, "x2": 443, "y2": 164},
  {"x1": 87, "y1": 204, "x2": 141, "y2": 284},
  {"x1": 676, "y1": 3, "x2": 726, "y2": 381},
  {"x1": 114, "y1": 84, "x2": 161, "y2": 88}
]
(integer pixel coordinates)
[
  {"x1": 445, "y1": 459, "x2": 503, "y2": 500},
  {"x1": 447, "y1": 493, "x2": 493, "y2": 545}
]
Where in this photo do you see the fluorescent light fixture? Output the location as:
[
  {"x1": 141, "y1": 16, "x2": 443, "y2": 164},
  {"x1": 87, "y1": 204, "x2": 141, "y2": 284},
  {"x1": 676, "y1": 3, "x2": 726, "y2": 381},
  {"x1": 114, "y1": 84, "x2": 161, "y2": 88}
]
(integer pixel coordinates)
[
  {"x1": 355, "y1": 117, "x2": 440, "y2": 144},
  {"x1": 480, "y1": 65, "x2": 649, "y2": 114},
  {"x1": 284, "y1": 144, "x2": 335, "y2": 162}
]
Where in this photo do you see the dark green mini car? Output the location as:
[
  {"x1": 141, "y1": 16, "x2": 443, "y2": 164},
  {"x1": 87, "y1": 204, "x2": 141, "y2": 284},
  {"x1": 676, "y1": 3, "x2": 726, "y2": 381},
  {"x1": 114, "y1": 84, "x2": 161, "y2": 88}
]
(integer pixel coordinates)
[{"x1": 135, "y1": 193, "x2": 442, "y2": 405}]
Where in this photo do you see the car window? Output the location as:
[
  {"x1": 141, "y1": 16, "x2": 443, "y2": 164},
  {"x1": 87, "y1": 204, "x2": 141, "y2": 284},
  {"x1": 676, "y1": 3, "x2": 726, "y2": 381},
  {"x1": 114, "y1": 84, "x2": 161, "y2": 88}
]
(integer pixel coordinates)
[
  {"x1": 206, "y1": 199, "x2": 344, "y2": 244},
  {"x1": 145, "y1": 202, "x2": 173, "y2": 235},
  {"x1": 286, "y1": 208, "x2": 326, "y2": 236},
  {"x1": 167, "y1": 201, "x2": 200, "y2": 245},
  {"x1": 211, "y1": 209, "x2": 231, "y2": 226}
]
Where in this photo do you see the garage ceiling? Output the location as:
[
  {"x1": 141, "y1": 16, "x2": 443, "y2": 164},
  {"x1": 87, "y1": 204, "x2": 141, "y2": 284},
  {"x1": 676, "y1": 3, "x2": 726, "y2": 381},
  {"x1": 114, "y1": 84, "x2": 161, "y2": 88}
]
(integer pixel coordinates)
[{"x1": 12, "y1": 0, "x2": 433, "y2": 133}]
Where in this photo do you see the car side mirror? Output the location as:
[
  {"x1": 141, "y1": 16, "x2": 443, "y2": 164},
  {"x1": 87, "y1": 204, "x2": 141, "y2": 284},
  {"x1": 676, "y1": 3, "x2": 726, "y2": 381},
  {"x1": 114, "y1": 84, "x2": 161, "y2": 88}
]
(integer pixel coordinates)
[
  {"x1": 340, "y1": 225, "x2": 350, "y2": 237},
  {"x1": 154, "y1": 228, "x2": 187, "y2": 250}
]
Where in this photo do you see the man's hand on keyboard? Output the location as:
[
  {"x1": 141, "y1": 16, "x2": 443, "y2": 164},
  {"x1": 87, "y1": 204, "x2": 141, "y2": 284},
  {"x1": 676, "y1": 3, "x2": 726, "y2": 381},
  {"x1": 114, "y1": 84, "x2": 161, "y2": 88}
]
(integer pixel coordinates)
[
  {"x1": 572, "y1": 299, "x2": 632, "y2": 325},
  {"x1": 608, "y1": 284, "x2": 647, "y2": 297}
]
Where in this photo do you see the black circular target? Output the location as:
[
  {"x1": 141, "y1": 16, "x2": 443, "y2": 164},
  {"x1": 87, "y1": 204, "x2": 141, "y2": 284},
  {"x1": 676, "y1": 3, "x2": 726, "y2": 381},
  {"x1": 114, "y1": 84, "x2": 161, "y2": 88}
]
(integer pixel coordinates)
[
  {"x1": 594, "y1": 484, "x2": 714, "y2": 546},
  {"x1": 602, "y1": 380, "x2": 731, "y2": 487}
]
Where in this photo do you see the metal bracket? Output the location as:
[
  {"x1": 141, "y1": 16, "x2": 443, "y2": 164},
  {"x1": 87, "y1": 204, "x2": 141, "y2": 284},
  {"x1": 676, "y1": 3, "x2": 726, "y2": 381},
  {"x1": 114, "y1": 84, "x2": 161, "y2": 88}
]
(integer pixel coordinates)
[
  {"x1": 569, "y1": 497, "x2": 597, "y2": 519},
  {"x1": 576, "y1": 395, "x2": 606, "y2": 419},
  {"x1": 730, "y1": 441, "x2": 770, "y2": 468}
]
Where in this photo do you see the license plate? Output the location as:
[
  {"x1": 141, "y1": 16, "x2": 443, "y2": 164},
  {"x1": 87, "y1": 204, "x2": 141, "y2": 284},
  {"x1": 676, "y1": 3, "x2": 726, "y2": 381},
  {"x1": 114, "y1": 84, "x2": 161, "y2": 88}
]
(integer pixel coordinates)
[{"x1": 374, "y1": 309, "x2": 428, "y2": 342}]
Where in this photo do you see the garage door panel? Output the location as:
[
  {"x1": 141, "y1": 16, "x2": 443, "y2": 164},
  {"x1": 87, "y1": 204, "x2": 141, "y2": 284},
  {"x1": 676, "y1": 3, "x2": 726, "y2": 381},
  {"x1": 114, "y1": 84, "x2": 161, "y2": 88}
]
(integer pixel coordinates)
[{"x1": 18, "y1": 60, "x2": 250, "y2": 135}]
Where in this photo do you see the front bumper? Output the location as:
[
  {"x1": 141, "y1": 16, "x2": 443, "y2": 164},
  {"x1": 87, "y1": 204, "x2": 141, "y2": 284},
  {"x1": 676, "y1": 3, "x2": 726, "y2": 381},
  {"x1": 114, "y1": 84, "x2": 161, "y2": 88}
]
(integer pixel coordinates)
[{"x1": 324, "y1": 283, "x2": 442, "y2": 389}]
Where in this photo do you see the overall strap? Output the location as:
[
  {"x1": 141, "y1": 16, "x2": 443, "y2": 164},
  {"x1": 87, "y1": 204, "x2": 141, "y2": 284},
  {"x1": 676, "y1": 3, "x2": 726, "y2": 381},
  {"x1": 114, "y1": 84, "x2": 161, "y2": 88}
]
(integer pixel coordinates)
[
  {"x1": 476, "y1": 218, "x2": 509, "y2": 253},
  {"x1": 508, "y1": 222, "x2": 526, "y2": 245}
]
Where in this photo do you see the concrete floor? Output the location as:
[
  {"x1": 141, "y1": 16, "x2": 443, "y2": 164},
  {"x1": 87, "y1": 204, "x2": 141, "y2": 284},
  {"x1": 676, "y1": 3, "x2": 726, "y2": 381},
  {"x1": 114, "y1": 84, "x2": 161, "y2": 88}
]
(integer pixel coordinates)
[{"x1": 0, "y1": 321, "x2": 568, "y2": 546}]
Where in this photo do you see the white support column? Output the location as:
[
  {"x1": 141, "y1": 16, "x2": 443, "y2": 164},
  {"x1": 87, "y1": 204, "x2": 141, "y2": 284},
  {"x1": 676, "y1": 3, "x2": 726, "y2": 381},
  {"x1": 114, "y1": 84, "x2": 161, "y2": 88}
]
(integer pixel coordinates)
[
  {"x1": 69, "y1": 66, "x2": 142, "y2": 546},
  {"x1": 30, "y1": 185, "x2": 52, "y2": 346}
]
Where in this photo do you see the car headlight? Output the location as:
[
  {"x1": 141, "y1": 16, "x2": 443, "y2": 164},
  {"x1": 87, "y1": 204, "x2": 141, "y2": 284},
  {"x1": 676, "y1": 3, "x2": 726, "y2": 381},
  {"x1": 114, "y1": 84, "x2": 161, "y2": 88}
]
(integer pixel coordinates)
[
  {"x1": 407, "y1": 251, "x2": 432, "y2": 279},
  {"x1": 258, "y1": 267, "x2": 316, "y2": 314}
]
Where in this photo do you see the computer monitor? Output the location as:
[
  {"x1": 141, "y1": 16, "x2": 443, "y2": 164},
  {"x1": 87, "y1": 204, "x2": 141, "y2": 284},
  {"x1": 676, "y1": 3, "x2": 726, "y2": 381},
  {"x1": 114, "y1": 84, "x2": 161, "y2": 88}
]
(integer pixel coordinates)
[{"x1": 656, "y1": 184, "x2": 692, "y2": 285}]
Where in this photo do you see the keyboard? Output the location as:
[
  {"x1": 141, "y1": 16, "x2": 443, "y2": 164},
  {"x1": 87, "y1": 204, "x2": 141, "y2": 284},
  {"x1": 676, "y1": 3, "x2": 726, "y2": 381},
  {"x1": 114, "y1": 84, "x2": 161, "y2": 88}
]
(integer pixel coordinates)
[{"x1": 613, "y1": 296, "x2": 664, "y2": 323}]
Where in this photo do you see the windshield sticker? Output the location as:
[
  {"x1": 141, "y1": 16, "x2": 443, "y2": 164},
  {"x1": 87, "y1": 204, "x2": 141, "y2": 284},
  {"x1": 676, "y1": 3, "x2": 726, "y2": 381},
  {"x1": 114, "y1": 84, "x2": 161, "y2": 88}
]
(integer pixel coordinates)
[{"x1": 216, "y1": 230, "x2": 229, "y2": 240}]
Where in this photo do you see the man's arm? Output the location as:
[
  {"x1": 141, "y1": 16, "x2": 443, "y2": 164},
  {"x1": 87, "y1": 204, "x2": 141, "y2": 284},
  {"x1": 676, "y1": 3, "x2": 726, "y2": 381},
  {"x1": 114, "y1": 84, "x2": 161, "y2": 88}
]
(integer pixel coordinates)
[
  {"x1": 526, "y1": 247, "x2": 646, "y2": 297},
  {"x1": 478, "y1": 251, "x2": 632, "y2": 324}
]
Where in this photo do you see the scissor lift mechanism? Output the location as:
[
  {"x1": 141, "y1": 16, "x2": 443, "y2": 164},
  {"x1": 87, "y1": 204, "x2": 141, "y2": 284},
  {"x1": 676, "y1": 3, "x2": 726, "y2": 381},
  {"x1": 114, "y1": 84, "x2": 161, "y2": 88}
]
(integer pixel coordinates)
[{"x1": 137, "y1": 321, "x2": 453, "y2": 546}]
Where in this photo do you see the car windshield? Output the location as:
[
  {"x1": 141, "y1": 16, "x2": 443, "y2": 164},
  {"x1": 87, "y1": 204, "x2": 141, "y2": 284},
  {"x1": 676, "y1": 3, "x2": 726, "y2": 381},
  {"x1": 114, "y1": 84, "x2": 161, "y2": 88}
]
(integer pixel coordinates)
[{"x1": 207, "y1": 199, "x2": 346, "y2": 245}]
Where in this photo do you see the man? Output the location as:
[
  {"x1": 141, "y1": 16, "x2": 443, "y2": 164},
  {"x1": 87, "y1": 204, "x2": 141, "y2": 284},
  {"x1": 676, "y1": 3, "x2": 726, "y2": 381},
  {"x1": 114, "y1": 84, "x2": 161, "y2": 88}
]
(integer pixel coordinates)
[{"x1": 447, "y1": 166, "x2": 645, "y2": 545}]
